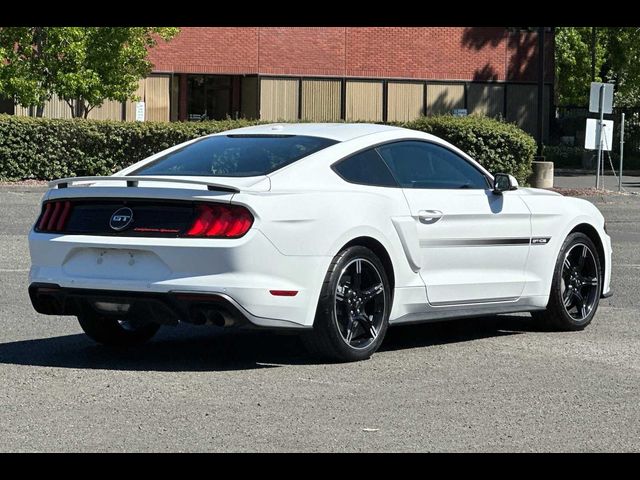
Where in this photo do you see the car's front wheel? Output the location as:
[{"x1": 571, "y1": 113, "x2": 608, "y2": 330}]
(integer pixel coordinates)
[
  {"x1": 532, "y1": 232, "x2": 602, "y2": 330},
  {"x1": 302, "y1": 246, "x2": 391, "y2": 362},
  {"x1": 77, "y1": 310, "x2": 160, "y2": 347}
]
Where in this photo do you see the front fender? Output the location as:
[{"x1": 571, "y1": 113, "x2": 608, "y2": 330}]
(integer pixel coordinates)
[{"x1": 521, "y1": 194, "x2": 611, "y2": 298}]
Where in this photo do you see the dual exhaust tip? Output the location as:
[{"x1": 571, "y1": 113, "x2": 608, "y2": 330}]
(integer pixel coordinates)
[{"x1": 188, "y1": 305, "x2": 235, "y2": 327}]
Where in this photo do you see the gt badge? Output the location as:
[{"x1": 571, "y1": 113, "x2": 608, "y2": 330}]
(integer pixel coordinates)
[{"x1": 110, "y1": 207, "x2": 134, "y2": 231}]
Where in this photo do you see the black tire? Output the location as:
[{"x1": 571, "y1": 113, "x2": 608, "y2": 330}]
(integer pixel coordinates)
[
  {"x1": 302, "y1": 246, "x2": 391, "y2": 362},
  {"x1": 532, "y1": 232, "x2": 602, "y2": 331},
  {"x1": 77, "y1": 310, "x2": 160, "y2": 347}
]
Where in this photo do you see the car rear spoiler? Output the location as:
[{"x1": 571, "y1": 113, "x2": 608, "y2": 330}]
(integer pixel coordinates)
[{"x1": 48, "y1": 176, "x2": 241, "y2": 193}]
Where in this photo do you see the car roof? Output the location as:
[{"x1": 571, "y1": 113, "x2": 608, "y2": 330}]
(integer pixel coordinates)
[{"x1": 218, "y1": 122, "x2": 410, "y2": 142}]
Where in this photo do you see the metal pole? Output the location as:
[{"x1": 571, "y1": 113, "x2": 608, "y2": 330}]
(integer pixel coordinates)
[
  {"x1": 591, "y1": 27, "x2": 597, "y2": 81},
  {"x1": 619, "y1": 112, "x2": 625, "y2": 192},
  {"x1": 536, "y1": 27, "x2": 545, "y2": 157},
  {"x1": 595, "y1": 84, "x2": 604, "y2": 189}
]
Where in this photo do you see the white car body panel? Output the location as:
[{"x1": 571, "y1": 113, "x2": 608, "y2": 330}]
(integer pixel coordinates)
[
  {"x1": 28, "y1": 123, "x2": 612, "y2": 330},
  {"x1": 402, "y1": 188, "x2": 531, "y2": 305}
]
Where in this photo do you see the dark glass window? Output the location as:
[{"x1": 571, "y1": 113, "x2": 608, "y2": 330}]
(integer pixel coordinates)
[
  {"x1": 187, "y1": 75, "x2": 232, "y2": 121},
  {"x1": 0, "y1": 95, "x2": 14, "y2": 115},
  {"x1": 130, "y1": 135, "x2": 338, "y2": 177},
  {"x1": 376, "y1": 141, "x2": 490, "y2": 189},
  {"x1": 333, "y1": 149, "x2": 398, "y2": 187}
]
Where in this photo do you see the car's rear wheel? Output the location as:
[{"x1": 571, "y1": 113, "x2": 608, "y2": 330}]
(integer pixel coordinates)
[
  {"x1": 302, "y1": 246, "x2": 391, "y2": 362},
  {"x1": 532, "y1": 232, "x2": 602, "y2": 331},
  {"x1": 77, "y1": 310, "x2": 160, "y2": 347}
]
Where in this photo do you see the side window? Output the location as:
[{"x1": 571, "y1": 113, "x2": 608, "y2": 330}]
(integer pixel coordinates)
[
  {"x1": 376, "y1": 141, "x2": 490, "y2": 189},
  {"x1": 332, "y1": 148, "x2": 398, "y2": 187}
]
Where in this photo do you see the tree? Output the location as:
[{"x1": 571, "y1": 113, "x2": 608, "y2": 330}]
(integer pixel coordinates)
[
  {"x1": 554, "y1": 27, "x2": 606, "y2": 106},
  {"x1": 0, "y1": 27, "x2": 179, "y2": 118},
  {"x1": 555, "y1": 27, "x2": 640, "y2": 107},
  {"x1": 602, "y1": 27, "x2": 640, "y2": 107},
  {"x1": 0, "y1": 27, "x2": 59, "y2": 117}
]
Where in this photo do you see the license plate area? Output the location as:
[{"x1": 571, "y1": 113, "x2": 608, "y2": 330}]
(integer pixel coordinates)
[{"x1": 62, "y1": 248, "x2": 171, "y2": 280}]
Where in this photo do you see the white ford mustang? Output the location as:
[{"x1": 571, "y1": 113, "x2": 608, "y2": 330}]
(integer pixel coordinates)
[{"x1": 28, "y1": 123, "x2": 612, "y2": 361}]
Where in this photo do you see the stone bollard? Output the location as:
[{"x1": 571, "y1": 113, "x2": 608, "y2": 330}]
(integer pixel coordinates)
[{"x1": 528, "y1": 160, "x2": 554, "y2": 188}]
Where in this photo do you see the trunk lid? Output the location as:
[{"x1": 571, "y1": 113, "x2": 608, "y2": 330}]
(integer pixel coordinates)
[{"x1": 37, "y1": 175, "x2": 268, "y2": 237}]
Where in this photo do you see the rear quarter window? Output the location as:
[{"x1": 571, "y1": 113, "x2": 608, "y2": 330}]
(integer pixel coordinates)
[{"x1": 332, "y1": 148, "x2": 398, "y2": 187}]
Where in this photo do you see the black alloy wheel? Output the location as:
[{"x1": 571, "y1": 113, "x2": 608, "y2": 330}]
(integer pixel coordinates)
[
  {"x1": 532, "y1": 232, "x2": 602, "y2": 331},
  {"x1": 303, "y1": 246, "x2": 391, "y2": 362},
  {"x1": 334, "y1": 258, "x2": 386, "y2": 350}
]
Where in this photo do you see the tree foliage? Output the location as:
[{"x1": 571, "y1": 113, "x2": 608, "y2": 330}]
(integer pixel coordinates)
[
  {"x1": 555, "y1": 27, "x2": 640, "y2": 107},
  {"x1": 604, "y1": 27, "x2": 640, "y2": 107},
  {"x1": 0, "y1": 27, "x2": 179, "y2": 118},
  {"x1": 555, "y1": 28, "x2": 605, "y2": 106}
]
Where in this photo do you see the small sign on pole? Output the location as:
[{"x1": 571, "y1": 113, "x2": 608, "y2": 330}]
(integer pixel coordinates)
[
  {"x1": 452, "y1": 108, "x2": 468, "y2": 117},
  {"x1": 585, "y1": 119, "x2": 614, "y2": 151},
  {"x1": 589, "y1": 82, "x2": 614, "y2": 114},
  {"x1": 589, "y1": 82, "x2": 615, "y2": 189},
  {"x1": 135, "y1": 102, "x2": 145, "y2": 122}
]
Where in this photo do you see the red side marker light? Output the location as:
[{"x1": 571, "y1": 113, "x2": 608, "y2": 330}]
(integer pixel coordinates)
[{"x1": 269, "y1": 290, "x2": 298, "y2": 297}]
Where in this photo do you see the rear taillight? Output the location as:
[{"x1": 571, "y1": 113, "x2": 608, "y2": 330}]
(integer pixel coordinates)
[
  {"x1": 36, "y1": 201, "x2": 73, "y2": 232},
  {"x1": 185, "y1": 204, "x2": 254, "y2": 238}
]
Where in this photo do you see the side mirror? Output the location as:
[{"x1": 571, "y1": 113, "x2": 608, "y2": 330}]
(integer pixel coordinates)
[{"x1": 493, "y1": 173, "x2": 519, "y2": 194}]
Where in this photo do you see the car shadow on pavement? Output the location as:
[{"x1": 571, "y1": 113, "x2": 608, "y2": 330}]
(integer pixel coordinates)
[
  {"x1": 0, "y1": 314, "x2": 539, "y2": 372},
  {"x1": 380, "y1": 314, "x2": 534, "y2": 353}
]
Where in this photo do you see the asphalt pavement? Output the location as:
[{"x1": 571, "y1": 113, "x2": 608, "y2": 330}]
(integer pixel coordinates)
[
  {"x1": 0, "y1": 185, "x2": 638, "y2": 452},
  {"x1": 554, "y1": 169, "x2": 640, "y2": 194}
]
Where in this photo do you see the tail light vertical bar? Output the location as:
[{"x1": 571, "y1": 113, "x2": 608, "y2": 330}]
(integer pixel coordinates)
[
  {"x1": 37, "y1": 203, "x2": 53, "y2": 230},
  {"x1": 45, "y1": 202, "x2": 63, "y2": 231},
  {"x1": 55, "y1": 201, "x2": 72, "y2": 231}
]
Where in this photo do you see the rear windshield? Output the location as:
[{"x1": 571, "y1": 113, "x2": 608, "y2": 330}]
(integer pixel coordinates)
[{"x1": 130, "y1": 134, "x2": 338, "y2": 177}]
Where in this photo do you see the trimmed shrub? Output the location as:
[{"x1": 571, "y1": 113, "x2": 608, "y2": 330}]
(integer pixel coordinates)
[
  {"x1": 543, "y1": 144, "x2": 640, "y2": 170},
  {"x1": 0, "y1": 115, "x2": 261, "y2": 181},
  {"x1": 0, "y1": 114, "x2": 536, "y2": 184},
  {"x1": 401, "y1": 115, "x2": 536, "y2": 185},
  {"x1": 542, "y1": 144, "x2": 584, "y2": 168}
]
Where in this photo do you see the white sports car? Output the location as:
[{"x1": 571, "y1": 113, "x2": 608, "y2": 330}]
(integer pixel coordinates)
[{"x1": 28, "y1": 123, "x2": 613, "y2": 361}]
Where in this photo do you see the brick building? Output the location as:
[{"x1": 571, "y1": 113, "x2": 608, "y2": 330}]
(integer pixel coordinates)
[{"x1": 6, "y1": 27, "x2": 554, "y2": 138}]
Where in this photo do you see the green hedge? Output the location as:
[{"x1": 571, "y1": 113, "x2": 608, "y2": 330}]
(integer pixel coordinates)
[
  {"x1": 0, "y1": 115, "x2": 261, "y2": 181},
  {"x1": 0, "y1": 114, "x2": 536, "y2": 184},
  {"x1": 401, "y1": 115, "x2": 536, "y2": 185},
  {"x1": 543, "y1": 143, "x2": 640, "y2": 170},
  {"x1": 542, "y1": 144, "x2": 584, "y2": 167}
]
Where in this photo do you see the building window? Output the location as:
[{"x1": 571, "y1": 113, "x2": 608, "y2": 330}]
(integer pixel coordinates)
[
  {"x1": 0, "y1": 95, "x2": 14, "y2": 115},
  {"x1": 187, "y1": 75, "x2": 232, "y2": 121}
]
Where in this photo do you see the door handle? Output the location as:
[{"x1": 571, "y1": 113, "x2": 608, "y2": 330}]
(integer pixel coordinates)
[{"x1": 418, "y1": 210, "x2": 443, "y2": 224}]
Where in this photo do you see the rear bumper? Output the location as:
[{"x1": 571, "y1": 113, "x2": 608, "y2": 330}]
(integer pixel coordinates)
[
  {"x1": 28, "y1": 229, "x2": 331, "y2": 328},
  {"x1": 28, "y1": 283, "x2": 309, "y2": 330}
]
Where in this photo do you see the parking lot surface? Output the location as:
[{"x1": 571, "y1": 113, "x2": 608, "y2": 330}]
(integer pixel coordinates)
[{"x1": 0, "y1": 186, "x2": 638, "y2": 452}]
